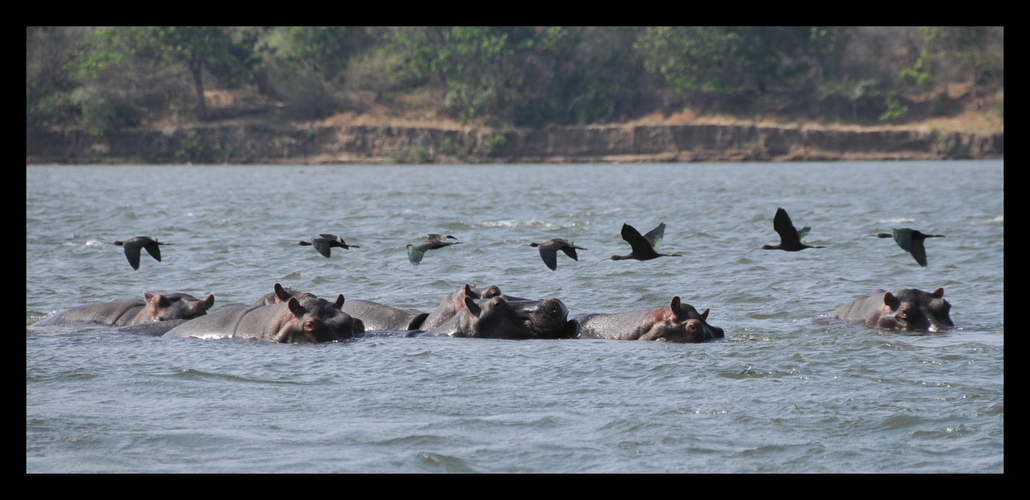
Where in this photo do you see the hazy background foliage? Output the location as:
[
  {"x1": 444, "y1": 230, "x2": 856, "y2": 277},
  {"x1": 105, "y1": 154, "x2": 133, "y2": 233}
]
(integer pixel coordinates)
[{"x1": 26, "y1": 27, "x2": 1003, "y2": 135}]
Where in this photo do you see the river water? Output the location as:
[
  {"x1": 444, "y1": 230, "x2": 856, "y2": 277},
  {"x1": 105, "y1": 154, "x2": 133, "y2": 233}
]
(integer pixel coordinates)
[{"x1": 26, "y1": 161, "x2": 1003, "y2": 472}]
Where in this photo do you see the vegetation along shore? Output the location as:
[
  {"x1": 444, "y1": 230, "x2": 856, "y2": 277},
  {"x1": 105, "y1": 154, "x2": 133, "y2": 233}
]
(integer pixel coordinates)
[{"x1": 26, "y1": 27, "x2": 1003, "y2": 164}]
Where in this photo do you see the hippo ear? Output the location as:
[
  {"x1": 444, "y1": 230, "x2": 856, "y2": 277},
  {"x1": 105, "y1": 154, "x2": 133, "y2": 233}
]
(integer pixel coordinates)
[
  {"x1": 274, "y1": 283, "x2": 289, "y2": 301},
  {"x1": 670, "y1": 296, "x2": 681, "y2": 309},
  {"x1": 287, "y1": 297, "x2": 302, "y2": 317},
  {"x1": 203, "y1": 293, "x2": 215, "y2": 308},
  {"x1": 463, "y1": 283, "x2": 473, "y2": 299},
  {"x1": 464, "y1": 296, "x2": 481, "y2": 316},
  {"x1": 334, "y1": 294, "x2": 345, "y2": 309},
  {"x1": 932, "y1": 287, "x2": 944, "y2": 298},
  {"x1": 144, "y1": 292, "x2": 154, "y2": 301},
  {"x1": 883, "y1": 292, "x2": 899, "y2": 308},
  {"x1": 700, "y1": 307, "x2": 709, "y2": 320}
]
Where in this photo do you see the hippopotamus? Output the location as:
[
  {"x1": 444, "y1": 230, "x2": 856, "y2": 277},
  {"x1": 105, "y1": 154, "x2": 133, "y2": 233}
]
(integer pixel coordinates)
[
  {"x1": 164, "y1": 294, "x2": 363, "y2": 343},
  {"x1": 832, "y1": 287, "x2": 954, "y2": 333},
  {"x1": 420, "y1": 283, "x2": 526, "y2": 330},
  {"x1": 419, "y1": 295, "x2": 575, "y2": 339},
  {"x1": 572, "y1": 296, "x2": 724, "y2": 343},
  {"x1": 34, "y1": 292, "x2": 216, "y2": 327},
  {"x1": 250, "y1": 283, "x2": 315, "y2": 306},
  {"x1": 339, "y1": 300, "x2": 430, "y2": 332}
]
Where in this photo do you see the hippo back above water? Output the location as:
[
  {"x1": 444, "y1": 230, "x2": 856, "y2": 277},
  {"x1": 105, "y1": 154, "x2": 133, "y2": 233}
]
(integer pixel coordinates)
[
  {"x1": 832, "y1": 287, "x2": 954, "y2": 333},
  {"x1": 573, "y1": 296, "x2": 724, "y2": 343},
  {"x1": 339, "y1": 299, "x2": 429, "y2": 332},
  {"x1": 164, "y1": 295, "x2": 363, "y2": 343},
  {"x1": 35, "y1": 292, "x2": 216, "y2": 327}
]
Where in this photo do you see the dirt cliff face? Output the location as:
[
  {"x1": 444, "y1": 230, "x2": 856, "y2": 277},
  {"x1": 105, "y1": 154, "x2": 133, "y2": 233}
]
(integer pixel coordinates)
[{"x1": 26, "y1": 121, "x2": 1003, "y2": 164}]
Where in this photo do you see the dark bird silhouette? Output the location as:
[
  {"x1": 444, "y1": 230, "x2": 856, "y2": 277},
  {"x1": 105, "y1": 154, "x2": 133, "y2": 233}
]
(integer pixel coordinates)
[
  {"x1": 597, "y1": 222, "x2": 680, "y2": 263},
  {"x1": 520, "y1": 238, "x2": 587, "y2": 271},
  {"x1": 865, "y1": 228, "x2": 944, "y2": 267},
  {"x1": 755, "y1": 207, "x2": 825, "y2": 252},
  {"x1": 111, "y1": 236, "x2": 171, "y2": 271},
  {"x1": 294, "y1": 234, "x2": 359, "y2": 258},
  {"x1": 406, "y1": 234, "x2": 461, "y2": 265}
]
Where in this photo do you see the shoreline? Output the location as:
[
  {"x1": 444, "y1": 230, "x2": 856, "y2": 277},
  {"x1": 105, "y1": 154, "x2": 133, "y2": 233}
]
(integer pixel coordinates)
[{"x1": 26, "y1": 122, "x2": 1003, "y2": 165}]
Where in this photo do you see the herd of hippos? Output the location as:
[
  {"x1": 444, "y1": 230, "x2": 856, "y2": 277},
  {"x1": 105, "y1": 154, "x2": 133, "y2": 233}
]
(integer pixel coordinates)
[{"x1": 32, "y1": 208, "x2": 955, "y2": 343}]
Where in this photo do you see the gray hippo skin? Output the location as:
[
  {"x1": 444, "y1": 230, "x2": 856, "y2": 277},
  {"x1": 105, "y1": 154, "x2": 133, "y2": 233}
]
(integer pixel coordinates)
[
  {"x1": 832, "y1": 287, "x2": 953, "y2": 332},
  {"x1": 421, "y1": 283, "x2": 527, "y2": 330},
  {"x1": 573, "y1": 296, "x2": 724, "y2": 342},
  {"x1": 35, "y1": 292, "x2": 215, "y2": 327},
  {"x1": 251, "y1": 283, "x2": 315, "y2": 306},
  {"x1": 164, "y1": 295, "x2": 364, "y2": 343},
  {"x1": 421, "y1": 295, "x2": 575, "y2": 339},
  {"x1": 339, "y1": 299, "x2": 429, "y2": 331}
]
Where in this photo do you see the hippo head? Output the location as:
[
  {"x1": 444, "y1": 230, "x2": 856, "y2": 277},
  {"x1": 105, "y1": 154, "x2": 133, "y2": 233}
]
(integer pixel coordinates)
[
  {"x1": 273, "y1": 295, "x2": 365, "y2": 343},
  {"x1": 456, "y1": 295, "x2": 574, "y2": 340},
  {"x1": 877, "y1": 287, "x2": 953, "y2": 332},
  {"x1": 638, "y1": 296, "x2": 724, "y2": 343},
  {"x1": 136, "y1": 292, "x2": 215, "y2": 324},
  {"x1": 422, "y1": 283, "x2": 526, "y2": 330}
]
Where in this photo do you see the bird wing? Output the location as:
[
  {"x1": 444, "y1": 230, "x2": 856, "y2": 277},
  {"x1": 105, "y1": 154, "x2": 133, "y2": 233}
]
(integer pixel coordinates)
[
  {"x1": 642, "y1": 223, "x2": 666, "y2": 250},
  {"x1": 909, "y1": 240, "x2": 929, "y2": 267},
  {"x1": 891, "y1": 229, "x2": 915, "y2": 253},
  {"x1": 319, "y1": 233, "x2": 340, "y2": 242},
  {"x1": 311, "y1": 238, "x2": 332, "y2": 258},
  {"x1": 559, "y1": 245, "x2": 580, "y2": 262},
  {"x1": 797, "y1": 226, "x2": 811, "y2": 243},
  {"x1": 124, "y1": 246, "x2": 142, "y2": 270},
  {"x1": 407, "y1": 245, "x2": 425, "y2": 265},
  {"x1": 621, "y1": 224, "x2": 656, "y2": 257},
  {"x1": 773, "y1": 208, "x2": 801, "y2": 246},
  {"x1": 142, "y1": 241, "x2": 162, "y2": 262},
  {"x1": 538, "y1": 247, "x2": 558, "y2": 271}
]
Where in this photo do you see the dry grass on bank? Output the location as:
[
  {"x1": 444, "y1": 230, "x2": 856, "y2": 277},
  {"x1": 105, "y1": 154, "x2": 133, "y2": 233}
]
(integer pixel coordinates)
[{"x1": 194, "y1": 87, "x2": 1002, "y2": 136}]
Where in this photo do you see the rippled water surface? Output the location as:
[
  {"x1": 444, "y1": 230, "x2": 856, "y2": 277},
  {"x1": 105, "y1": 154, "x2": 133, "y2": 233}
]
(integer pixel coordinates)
[{"x1": 26, "y1": 162, "x2": 1003, "y2": 472}]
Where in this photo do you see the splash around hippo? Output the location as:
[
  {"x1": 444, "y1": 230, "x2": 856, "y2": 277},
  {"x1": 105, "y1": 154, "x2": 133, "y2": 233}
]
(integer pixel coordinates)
[{"x1": 832, "y1": 287, "x2": 954, "y2": 333}]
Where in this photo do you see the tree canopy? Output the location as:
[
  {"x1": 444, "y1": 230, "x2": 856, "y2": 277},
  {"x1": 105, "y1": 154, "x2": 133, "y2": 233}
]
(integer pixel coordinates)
[{"x1": 27, "y1": 26, "x2": 1003, "y2": 134}]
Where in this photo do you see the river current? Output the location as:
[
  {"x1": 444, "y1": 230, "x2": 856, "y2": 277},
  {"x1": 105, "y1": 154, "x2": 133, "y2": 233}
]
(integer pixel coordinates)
[{"x1": 26, "y1": 161, "x2": 1003, "y2": 472}]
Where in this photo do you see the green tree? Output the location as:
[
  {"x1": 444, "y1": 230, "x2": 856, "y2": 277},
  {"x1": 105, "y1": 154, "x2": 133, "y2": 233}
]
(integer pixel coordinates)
[
  {"x1": 388, "y1": 26, "x2": 544, "y2": 124},
  {"x1": 636, "y1": 27, "x2": 849, "y2": 96},
  {"x1": 79, "y1": 27, "x2": 259, "y2": 121},
  {"x1": 277, "y1": 26, "x2": 373, "y2": 81}
]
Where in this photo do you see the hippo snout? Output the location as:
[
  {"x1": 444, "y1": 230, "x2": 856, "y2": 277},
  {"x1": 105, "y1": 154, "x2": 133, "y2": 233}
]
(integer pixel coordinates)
[{"x1": 706, "y1": 323, "x2": 725, "y2": 340}]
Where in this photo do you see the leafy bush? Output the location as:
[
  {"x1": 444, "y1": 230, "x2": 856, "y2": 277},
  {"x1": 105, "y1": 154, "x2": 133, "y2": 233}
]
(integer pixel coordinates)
[{"x1": 71, "y1": 88, "x2": 140, "y2": 137}]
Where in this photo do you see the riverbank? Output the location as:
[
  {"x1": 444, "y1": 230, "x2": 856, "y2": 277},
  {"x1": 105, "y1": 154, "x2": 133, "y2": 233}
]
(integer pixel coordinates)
[
  {"x1": 26, "y1": 86, "x2": 1004, "y2": 164},
  {"x1": 26, "y1": 120, "x2": 1003, "y2": 164}
]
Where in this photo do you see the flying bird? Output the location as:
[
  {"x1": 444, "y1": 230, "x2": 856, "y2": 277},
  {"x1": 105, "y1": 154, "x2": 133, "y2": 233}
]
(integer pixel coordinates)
[
  {"x1": 520, "y1": 238, "x2": 587, "y2": 271},
  {"x1": 597, "y1": 222, "x2": 680, "y2": 263},
  {"x1": 406, "y1": 234, "x2": 461, "y2": 265},
  {"x1": 111, "y1": 236, "x2": 171, "y2": 271},
  {"x1": 754, "y1": 208, "x2": 825, "y2": 252},
  {"x1": 865, "y1": 228, "x2": 944, "y2": 267},
  {"x1": 294, "y1": 234, "x2": 359, "y2": 258}
]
